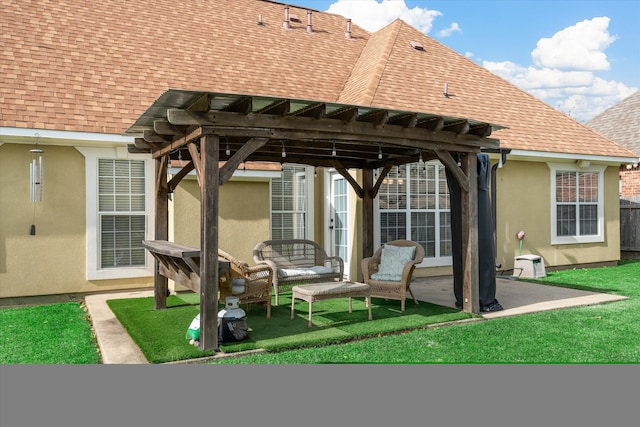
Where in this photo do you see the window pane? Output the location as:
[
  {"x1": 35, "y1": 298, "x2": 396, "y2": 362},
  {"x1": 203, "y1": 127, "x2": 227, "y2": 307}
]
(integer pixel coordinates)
[
  {"x1": 556, "y1": 172, "x2": 576, "y2": 202},
  {"x1": 579, "y1": 205, "x2": 598, "y2": 235},
  {"x1": 271, "y1": 165, "x2": 307, "y2": 240},
  {"x1": 557, "y1": 205, "x2": 576, "y2": 236},
  {"x1": 98, "y1": 159, "x2": 145, "y2": 212},
  {"x1": 100, "y1": 214, "x2": 146, "y2": 268},
  {"x1": 411, "y1": 212, "x2": 434, "y2": 257},
  {"x1": 380, "y1": 212, "x2": 406, "y2": 243},
  {"x1": 578, "y1": 172, "x2": 598, "y2": 202}
]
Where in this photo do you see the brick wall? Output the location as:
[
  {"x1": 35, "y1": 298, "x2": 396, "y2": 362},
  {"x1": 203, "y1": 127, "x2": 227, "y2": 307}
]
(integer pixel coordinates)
[{"x1": 620, "y1": 166, "x2": 640, "y2": 199}]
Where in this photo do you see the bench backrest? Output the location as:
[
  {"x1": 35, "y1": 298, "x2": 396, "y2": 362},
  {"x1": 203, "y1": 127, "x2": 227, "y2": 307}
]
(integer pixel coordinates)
[{"x1": 254, "y1": 239, "x2": 329, "y2": 269}]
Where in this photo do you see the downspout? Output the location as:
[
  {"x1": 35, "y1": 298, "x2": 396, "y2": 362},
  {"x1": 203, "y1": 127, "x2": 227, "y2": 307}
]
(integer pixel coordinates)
[{"x1": 491, "y1": 149, "x2": 510, "y2": 250}]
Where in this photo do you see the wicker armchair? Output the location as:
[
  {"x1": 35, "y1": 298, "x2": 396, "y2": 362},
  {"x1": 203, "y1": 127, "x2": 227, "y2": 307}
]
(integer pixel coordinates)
[
  {"x1": 361, "y1": 240, "x2": 425, "y2": 312},
  {"x1": 218, "y1": 249, "x2": 273, "y2": 318}
]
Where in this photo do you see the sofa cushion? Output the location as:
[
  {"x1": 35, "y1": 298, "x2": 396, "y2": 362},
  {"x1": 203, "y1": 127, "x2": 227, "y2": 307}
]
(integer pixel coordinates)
[
  {"x1": 371, "y1": 244, "x2": 416, "y2": 281},
  {"x1": 277, "y1": 266, "x2": 334, "y2": 279}
]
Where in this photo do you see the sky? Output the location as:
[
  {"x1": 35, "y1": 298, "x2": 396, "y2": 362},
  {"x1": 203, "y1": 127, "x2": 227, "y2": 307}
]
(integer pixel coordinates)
[{"x1": 287, "y1": 0, "x2": 640, "y2": 123}]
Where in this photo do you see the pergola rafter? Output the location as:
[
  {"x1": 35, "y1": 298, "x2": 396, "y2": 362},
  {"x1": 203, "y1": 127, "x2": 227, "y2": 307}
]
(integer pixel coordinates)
[{"x1": 126, "y1": 89, "x2": 506, "y2": 351}]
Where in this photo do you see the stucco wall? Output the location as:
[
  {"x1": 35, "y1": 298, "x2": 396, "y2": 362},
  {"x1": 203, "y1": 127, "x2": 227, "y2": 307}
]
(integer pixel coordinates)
[
  {"x1": 494, "y1": 160, "x2": 621, "y2": 270},
  {"x1": 171, "y1": 177, "x2": 271, "y2": 263},
  {"x1": 0, "y1": 143, "x2": 152, "y2": 299}
]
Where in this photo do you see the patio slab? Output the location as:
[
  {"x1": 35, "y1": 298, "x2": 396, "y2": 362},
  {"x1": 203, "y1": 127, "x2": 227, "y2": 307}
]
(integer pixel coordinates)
[
  {"x1": 410, "y1": 276, "x2": 627, "y2": 319},
  {"x1": 85, "y1": 277, "x2": 627, "y2": 364}
]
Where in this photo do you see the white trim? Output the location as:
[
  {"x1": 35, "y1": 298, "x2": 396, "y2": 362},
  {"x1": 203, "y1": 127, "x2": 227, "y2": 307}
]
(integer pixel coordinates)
[
  {"x1": 547, "y1": 162, "x2": 606, "y2": 245},
  {"x1": 75, "y1": 146, "x2": 155, "y2": 280},
  {"x1": 1, "y1": 127, "x2": 134, "y2": 147},
  {"x1": 508, "y1": 149, "x2": 638, "y2": 165}
]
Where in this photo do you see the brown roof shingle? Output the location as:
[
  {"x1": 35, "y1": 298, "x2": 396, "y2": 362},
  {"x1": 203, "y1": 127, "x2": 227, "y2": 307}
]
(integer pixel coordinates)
[{"x1": 1, "y1": 0, "x2": 637, "y2": 160}]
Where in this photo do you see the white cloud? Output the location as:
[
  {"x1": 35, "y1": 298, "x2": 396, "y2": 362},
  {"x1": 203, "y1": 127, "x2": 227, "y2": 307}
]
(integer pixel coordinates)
[
  {"x1": 326, "y1": 0, "x2": 441, "y2": 33},
  {"x1": 436, "y1": 22, "x2": 461, "y2": 37},
  {"x1": 531, "y1": 17, "x2": 617, "y2": 71},
  {"x1": 483, "y1": 18, "x2": 635, "y2": 122}
]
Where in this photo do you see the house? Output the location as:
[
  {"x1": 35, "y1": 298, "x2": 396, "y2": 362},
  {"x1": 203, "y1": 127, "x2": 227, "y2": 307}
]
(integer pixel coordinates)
[
  {"x1": 2, "y1": 0, "x2": 638, "y2": 303},
  {"x1": 586, "y1": 90, "x2": 640, "y2": 256}
]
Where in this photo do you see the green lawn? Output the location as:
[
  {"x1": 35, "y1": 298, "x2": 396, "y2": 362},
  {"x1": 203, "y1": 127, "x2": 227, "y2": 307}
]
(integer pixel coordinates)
[
  {"x1": 0, "y1": 302, "x2": 101, "y2": 364},
  {"x1": 210, "y1": 259, "x2": 640, "y2": 364},
  {"x1": 1, "y1": 259, "x2": 638, "y2": 364}
]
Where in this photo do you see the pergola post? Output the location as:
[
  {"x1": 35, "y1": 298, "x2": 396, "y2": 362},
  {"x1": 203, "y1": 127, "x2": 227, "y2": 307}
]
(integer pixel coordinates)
[
  {"x1": 361, "y1": 168, "x2": 375, "y2": 259},
  {"x1": 153, "y1": 155, "x2": 169, "y2": 310},
  {"x1": 198, "y1": 134, "x2": 220, "y2": 351},
  {"x1": 461, "y1": 152, "x2": 479, "y2": 313}
]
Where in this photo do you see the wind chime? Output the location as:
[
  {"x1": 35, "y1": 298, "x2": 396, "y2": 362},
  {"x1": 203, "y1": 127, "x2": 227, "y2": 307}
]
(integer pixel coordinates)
[{"x1": 29, "y1": 133, "x2": 44, "y2": 235}]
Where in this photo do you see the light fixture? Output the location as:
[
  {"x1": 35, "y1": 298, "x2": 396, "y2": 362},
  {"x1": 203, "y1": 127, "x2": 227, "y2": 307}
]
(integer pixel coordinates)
[
  {"x1": 418, "y1": 151, "x2": 424, "y2": 164},
  {"x1": 281, "y1": 141, "x2": 286, "y2": 158},
  {"x1": 332, "y1": 141, "x2": 337, "y2": 157},
  {"x1": 577, "y1": 159, "x2": 590, "y2": 169},
  {"x1": 378, "y1": 145, "x2": 383, "y2": 159},
  {"x1": 225, "y1": 142, "x2": 231, "y2": 156}
]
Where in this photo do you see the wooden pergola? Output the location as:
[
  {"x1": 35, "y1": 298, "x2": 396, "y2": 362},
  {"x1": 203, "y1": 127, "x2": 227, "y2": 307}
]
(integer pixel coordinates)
[{"x1": 126, "y1": 89, "x2": 504, "y2": 351}]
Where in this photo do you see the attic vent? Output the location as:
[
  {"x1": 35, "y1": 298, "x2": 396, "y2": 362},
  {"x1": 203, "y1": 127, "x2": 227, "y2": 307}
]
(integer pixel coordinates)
[
  {"x1": 289, "y1": 14, "x2": 300, "y2": 22},
  {"x1": 410, "y1": 41, "x2": 424, "y2": 51},
  {"x1": 283, "y1": 6, "x2": 291, "y2": 29},
  {"x1": 306, "y1": 10, "x2": 313, "y2": 33}
]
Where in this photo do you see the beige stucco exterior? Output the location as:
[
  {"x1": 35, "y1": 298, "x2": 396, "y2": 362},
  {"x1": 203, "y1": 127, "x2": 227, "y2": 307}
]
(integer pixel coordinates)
[
  {"x1": 494, "y1": 160, "x2": 621, "y2": 270},
  {"x1": 0, "y1": 143, "x2": 153, "y2": 299},
  {"x1": 0, "y1": 142, "x2": 624, "y2": 300}
]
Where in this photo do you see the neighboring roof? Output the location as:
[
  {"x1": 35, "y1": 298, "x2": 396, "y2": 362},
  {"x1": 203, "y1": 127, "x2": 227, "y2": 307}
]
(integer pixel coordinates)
[
  {"x1": 586, "y1": 91, "x2": 640, "y2": 156},
  {"x1": 1, "y1": 0, "x2": 637, "y2": 161}
]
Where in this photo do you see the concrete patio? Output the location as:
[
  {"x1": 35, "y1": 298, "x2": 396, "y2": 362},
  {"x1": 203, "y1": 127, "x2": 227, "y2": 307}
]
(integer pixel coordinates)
[{"x1": 85, "y1": 276, "x2": 627, "y2": 364}]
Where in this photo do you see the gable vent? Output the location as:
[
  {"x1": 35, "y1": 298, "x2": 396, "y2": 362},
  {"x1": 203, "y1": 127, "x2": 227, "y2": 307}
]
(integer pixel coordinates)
[{"x1": 410, "y1": 41, "x2": 424, "y2": 51}]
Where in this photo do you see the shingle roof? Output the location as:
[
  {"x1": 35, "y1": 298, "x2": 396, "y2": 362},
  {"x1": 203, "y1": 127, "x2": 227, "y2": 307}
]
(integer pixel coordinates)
[
  {"x1": 586, "y1": 91, "x2": 640, "y2": 156},
  {"x1": 1, "y1": 0, "x2": 637, "y2": 160}
]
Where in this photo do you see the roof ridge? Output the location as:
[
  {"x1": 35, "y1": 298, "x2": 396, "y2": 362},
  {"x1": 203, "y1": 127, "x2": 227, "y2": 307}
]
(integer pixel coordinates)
[{"x1": 337, "y1": 19, "x2": 403, "y2": 106}]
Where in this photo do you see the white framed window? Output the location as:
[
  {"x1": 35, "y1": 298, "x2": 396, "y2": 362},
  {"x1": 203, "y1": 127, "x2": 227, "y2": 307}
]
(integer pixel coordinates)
[
  {"x1": 548, "y1": 162, "x2": 605, "y2": 245},
  {"x1": 375, "y1": 161, "x2": 452, "y2": 267},
  {"x1": 76, "y1": 147, "x2": 155, "y2": 280},
  {"x1": 269, "y1": 164, "x2": 314, "y2": 240}
]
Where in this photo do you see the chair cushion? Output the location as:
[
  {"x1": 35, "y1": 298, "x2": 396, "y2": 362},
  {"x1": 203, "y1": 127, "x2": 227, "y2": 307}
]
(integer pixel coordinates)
[{"x1": 371, "y1": 244, "x2": 416, "y2": 281}]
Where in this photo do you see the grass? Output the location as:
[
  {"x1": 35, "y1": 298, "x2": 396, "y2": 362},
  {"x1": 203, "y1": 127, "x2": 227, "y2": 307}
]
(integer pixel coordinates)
[
  {"x1": 1, "y1": 259, "x2": 638, "y2": 364},
  {"x1": 209, "y1": 259, "x2": 640, "y2": 364},
  {"x1": 0, "y1": 302, "x2": 101, "y2": 364},
  {"x1": 106, "y1": 291, "x2": 472, "y2": 363}
]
